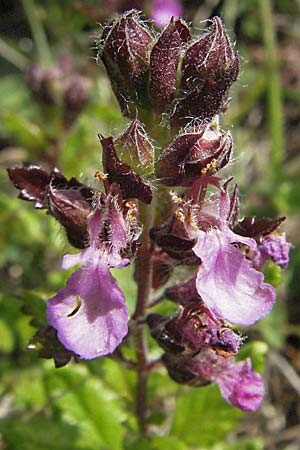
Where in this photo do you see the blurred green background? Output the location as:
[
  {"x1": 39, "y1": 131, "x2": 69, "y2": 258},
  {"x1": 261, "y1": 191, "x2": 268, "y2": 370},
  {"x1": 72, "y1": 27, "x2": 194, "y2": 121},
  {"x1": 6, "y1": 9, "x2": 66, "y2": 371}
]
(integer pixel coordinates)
[{"x1": 0, "y1": 1, "x2": 299, "y2": 449}]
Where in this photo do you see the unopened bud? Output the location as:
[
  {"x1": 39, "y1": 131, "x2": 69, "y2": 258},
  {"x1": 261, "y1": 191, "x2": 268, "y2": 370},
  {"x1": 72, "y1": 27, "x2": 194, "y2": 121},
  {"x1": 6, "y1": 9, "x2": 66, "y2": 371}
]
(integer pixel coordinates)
[
  {"x1": 99, "y1": 10, "x2": 153, "y2": 114},
  {"x1": 170, "y1": 17, "x2": 239, "y2": 127},
  {"x1": 150, "y1": 17, "x2": 190, "y2": 113},
  {"x1": 156, "y1": 125, "x2": 232, "y2": 186},
  {"x1": 63, "y1": 76, "x2": 89, "y2": 125},
  {"x1": 115, "y1": 119, "x2": 154, "y2": 175},
  {"x1": 100, "y1": 135, "x2": 153, "y2": 204},
  {"x1": 25, "y1": 64, "x2": 58, "y2": 105}
]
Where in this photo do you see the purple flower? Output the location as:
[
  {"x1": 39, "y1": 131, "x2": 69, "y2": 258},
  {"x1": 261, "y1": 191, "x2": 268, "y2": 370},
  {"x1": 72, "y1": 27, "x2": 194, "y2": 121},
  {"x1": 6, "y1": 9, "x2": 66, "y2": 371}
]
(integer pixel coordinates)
[
  {"x1": 252, "y1": 233, "x2": 291, "y2": 270},
  {"x1": 151, "y1": 0, "x2": 183, "y2": 28},
  {"x1": 193, "y1": 350, "x2": 264, "y2": 412},
  {"x1": 148, "y1": 303, "x2": 243, "y2": 357},
  {"x1": 192, "y1": 188, "x2": 275, "y2": 325},
  {"x1": 47, "y1": 195, "x2": 135, "y2": 359}
]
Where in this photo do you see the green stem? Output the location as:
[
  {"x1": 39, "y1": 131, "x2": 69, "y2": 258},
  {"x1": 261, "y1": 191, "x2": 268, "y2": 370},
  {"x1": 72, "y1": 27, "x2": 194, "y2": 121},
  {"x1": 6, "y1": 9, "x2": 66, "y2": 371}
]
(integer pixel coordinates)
[
  {"x1": 259, "y1": 0, "x2": 285, "y2": 180},
  {"x1": 132, "y1": 201, "x2": 153, "y2": 434},
  {"x1": 21, "y1": 0, "x2": 52, "y2": 66},
  {"x1": 0, "y1": 38, "x2": 28, "y2": 70}
]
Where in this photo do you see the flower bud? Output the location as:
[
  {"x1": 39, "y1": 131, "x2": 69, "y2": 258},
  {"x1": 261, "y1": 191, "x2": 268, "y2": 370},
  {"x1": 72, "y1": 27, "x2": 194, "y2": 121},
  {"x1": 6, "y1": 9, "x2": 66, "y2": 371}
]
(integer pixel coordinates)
[
  {"x1": 150, "y1": 17, "x2": 190, "y2": 113},
  {"x1": 170, "y1": 17, "x2": 239, "y2": 128},
  {"x1": 150, "y1": 204, "x2": 199, "y2": 264},
  {"x1": 100, "y1": 134, "x2": 153, "y2": 204},
  {"x1": 151, "y1": 250, "x2": 173, "y2": 290},
  {"x1": 164, "y1": 277, "x2": 202, "y2": 305},
  {"x1": 162, "y1": 353, "x2": 211, "y2": 386},
  {"x1": 114, "y1": 119, "x2": 154, "y2": 175},
  {"x1": 25, "y1": 64, "x2": 58, "y2": 105},
  {"x1": 99, "y1": 10, "x2": 153, "y2": 114},
  {"x1": 156, "y1": 125, "x2": 232, "y2": 186},
  {"x1": 147, "y1": 314, "x2": 185, "y2": 354},
  {"x1": 63, "y1": 76, "x2": 89, "y2": 125}
]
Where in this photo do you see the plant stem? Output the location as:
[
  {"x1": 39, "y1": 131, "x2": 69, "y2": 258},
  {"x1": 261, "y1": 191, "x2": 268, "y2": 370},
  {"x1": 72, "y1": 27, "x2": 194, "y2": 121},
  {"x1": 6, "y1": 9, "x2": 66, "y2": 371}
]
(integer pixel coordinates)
[
  {"x1": 132, "y1": 201, "x2": 153, "y2": 434},
  {"x1": 259, "y1": 0, "x2": 285, "y2": 180},
  {"x1": 0, "y1": 38, "x2": 28, "y2": 70},
  {"x1": 21, "y1": 0, "x2": 52, "y2": 66}
]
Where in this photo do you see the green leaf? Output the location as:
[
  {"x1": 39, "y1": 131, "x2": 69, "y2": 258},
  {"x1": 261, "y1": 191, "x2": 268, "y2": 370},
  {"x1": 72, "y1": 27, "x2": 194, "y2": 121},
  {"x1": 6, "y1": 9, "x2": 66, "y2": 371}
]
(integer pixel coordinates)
[
  {"x1": 45, "y1": 364, "x2": 126, "y2": 450},
  {"x1": 0, "y1": 75, "x2": 30, "y2": 112},
  {"x1": 237, "y1": 341, "x2": 268, "y2": 373},
  {"x1": 9, "y1": 367, "x2": 46, "y2": 409},
  {"x1": 111, "y1": 265, "x2": 137, "y2": 314},
  {"x1": 170, "y1": 385, "x2": 243, "y2": 447},
  {"x1": 20, "y1": 290, "x2": 47, "y2": 329},
  {"x1": 259, "y1": 298, "x2": 287, "y2": 349},
  {"x1": 0, "y1": 416, "x2": 78, "y2": 450},
  {"x1": 205, "y1": 437, "x2": 264, "y2": 450},
  {"x1": 2, "y1": 111, "x2": 45, "y2": 150},
  {"x1": 151, "y1": 436, "x2": 188, "y2": 450},
  {"x1": 0, "y1": 319, "x2": 14, "y2": 353}
]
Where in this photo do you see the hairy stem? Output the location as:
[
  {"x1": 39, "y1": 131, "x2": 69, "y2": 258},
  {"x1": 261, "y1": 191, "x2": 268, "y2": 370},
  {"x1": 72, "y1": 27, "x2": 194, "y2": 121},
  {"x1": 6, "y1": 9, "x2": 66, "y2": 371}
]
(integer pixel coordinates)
[{"x1": 132, "y1": 201, "x2": 153, "y2": 434}]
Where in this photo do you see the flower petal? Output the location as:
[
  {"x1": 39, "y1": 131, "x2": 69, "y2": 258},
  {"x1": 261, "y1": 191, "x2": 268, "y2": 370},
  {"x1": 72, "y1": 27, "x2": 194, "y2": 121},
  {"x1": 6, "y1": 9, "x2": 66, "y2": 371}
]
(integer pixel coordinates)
[
  {"x1": 216, "y1": 358, "x2": 264, "y2": 412},
  {"x1": 194, "y1": 230, "x2": 275, "y2": 325},
  {"x1": 47, "y1": 266, "x2": 128, "y2": 359}
]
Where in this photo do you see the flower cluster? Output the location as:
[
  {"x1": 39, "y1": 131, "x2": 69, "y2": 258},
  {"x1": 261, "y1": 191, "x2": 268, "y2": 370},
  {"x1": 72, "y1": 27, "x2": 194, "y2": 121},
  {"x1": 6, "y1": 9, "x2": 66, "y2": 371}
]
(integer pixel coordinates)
[{"x1": 8, "y1": 11, "x2": 290, "y2": 412}]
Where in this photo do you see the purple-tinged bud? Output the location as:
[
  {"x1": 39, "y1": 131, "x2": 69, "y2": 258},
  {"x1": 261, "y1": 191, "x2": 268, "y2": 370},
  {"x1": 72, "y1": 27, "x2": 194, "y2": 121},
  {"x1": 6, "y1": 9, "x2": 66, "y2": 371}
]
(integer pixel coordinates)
[
  {"x1": 150, "y1": 17, "x2": 190, "y2": 113},
  {"x1": 63, "y1": 76, "x2": 89, "y2": 125},
  {"x1": 150, "y1": 203, "x2": 199, "y2": 264},
  {"x1": 170, "y1": 17, "x2": 239, "y2": 128},
  {"x1": 164, "y1": 277, "x2": 202, "y2": 305},
  {"x1": 27, "y1": 325, "x2": 80, "y2": 368},
  {"x1": 25, "y1": 64, "x2": 58, "y2": 105},
  {"x1": 115, "y1": 119, "x2": 154, "y2": 175},
  {"x1": 99, "y1": 10, "x2": 153, "y2": 113},
  {"x1": 162, "y1": 353, "x2": 211, "y2": 386},
  {"x1": 147, "y1": 314, "x2": 186, "y2": 354},
  {"x1": 156, "y1": 125, "x2": 232, "y2": 186},
  {"x1": 100, "y1": 135, "x2": 153, "y2": 204},
  {"x1": 148, "y1": 303, "x2": 242, "y2": 358},
  {"x1": 151, "y1": 250, "x2": 173, "y2": 290}
]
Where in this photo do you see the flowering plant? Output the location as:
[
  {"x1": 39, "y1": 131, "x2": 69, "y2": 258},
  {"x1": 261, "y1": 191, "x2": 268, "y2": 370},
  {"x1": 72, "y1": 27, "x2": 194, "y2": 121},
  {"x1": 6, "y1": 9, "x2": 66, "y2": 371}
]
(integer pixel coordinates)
[{"x1": 7, "y1": 9, "x2": 290, "y2": 435}]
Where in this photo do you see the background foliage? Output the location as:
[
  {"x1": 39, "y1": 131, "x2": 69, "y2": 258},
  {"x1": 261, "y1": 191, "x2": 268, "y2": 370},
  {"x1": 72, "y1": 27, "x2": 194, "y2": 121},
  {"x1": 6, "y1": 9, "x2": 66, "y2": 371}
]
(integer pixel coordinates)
[{"x1": 0, "y1": 1, "x2": 299, "y2": 449}]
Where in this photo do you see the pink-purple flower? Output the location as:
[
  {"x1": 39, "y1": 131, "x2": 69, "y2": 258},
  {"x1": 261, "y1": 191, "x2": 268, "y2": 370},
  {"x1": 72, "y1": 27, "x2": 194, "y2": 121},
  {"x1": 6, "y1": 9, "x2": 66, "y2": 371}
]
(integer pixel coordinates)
[
  {"x1": 252, "y1": 233, "x2": 291, "y2": 270},
  {"x1": 190, "y1": 186, "x2": 276, "y2": 326},
  {"x1": 47, "y1": 193, "x2": 137, "y2": 359},
  {"x1": 193, "y1": 350, "x2": 264, "y2": 412}
]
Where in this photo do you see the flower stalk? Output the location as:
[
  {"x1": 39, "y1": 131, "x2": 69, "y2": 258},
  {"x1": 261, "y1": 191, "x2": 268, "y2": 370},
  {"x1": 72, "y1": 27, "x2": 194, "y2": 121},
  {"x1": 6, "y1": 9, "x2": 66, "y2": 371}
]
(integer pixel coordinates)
[
  {"x1": 132, "y1": 201, "x2": 153, "y2": 433},
  {"x1": 7, "y1": 9, "x2": 291, "y2": 433}
]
